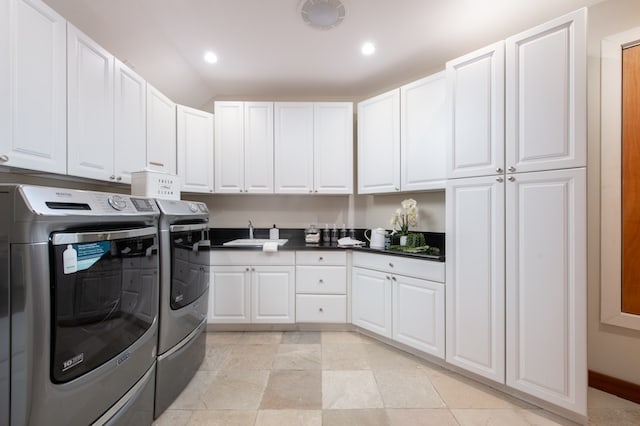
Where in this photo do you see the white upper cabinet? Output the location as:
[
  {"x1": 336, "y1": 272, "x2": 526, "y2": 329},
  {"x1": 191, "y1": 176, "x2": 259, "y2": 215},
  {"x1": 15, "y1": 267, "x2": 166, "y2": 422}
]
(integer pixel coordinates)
[
  {"x1": 215, "y1": 101, "x2": 274, "y2": 193},
  {"x1": 214, "y1": 101, "x2": 245, "y2": 193},
  {"x1": 357, "y1": 89, "x2": 401, "y2": 194},
  {"x1": 274, "y1": 101, "x2": 353, "y2": 195},
  {"x1": 114, "y1": 59, "x2": 146, "y2": 184},
  {"x1": 177, "y1": 105, "x2": 213, "y2": 193},
  {"x1": 0, "y1": 0, "x2": 67, "y2": 174},
  {"x1": 358, "y1": 73, "x2": 447, "y2": 195},
  {"x1": 506, "y1": 168, "x2": 587, "y2": 415},
  {"x1": 446, "y1": 41, "x2": 505, "y2": 179},
  {"x1": 244, "y1": 102, "x2": 274, "y2": 193},
  {"x1": 67, "y1": 24, "x2": 115, "y2": 182},
  {"x1": 274, "y1": 102, "x2": 314, "y2": 194},
  {"x1": 446, "y1": 176, "x2": 505, "y2": 383},
  {"x1": 505, "y1": 9, "x2": 587, "y2": 174},
  {"x1": 313, "y1": 102, "x2": 353, "y2": 194},
  {"x1": 401, "y1": 72, "x2": 447, "y2": 191},
  {"x1": 146, "y1": 84, "x2": 176, "y2": 174}
]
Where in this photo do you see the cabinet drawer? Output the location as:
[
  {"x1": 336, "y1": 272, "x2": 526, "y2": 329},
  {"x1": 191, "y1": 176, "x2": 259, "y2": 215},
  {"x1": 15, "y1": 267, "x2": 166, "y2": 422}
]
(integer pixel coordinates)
[
  {"x1": 296, "y1": 295, "x2": 346, "y2": 323},
  {"x1": 211, "y1": 250, "x2": 295, "y2": 266},
  {"x1": 352, "y1": 251, "x2": 445, "y2": 283},
  {"x1": 296, "y1": 250, "x2": 346, "y2": 266},
  {"x1": 296, "y1": 266, "x2": 346, "y2": 294}
]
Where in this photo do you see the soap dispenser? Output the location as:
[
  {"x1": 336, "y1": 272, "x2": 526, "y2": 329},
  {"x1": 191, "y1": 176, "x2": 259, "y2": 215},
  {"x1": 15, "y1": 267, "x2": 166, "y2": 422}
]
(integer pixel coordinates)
[{"x1": 269, "y1": 224, "x2": 279, "y2": 240}]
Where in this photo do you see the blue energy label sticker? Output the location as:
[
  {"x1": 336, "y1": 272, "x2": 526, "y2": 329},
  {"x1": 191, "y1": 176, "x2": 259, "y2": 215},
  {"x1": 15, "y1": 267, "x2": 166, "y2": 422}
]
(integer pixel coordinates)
[{"x1": 74, "y1": 241, "x2": 111, "y2": 272}]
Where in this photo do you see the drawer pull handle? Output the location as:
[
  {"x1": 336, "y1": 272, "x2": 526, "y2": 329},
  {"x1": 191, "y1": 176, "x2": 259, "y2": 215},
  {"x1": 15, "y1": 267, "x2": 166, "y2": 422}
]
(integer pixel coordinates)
[
  {"x1": 319, "y1": 279, "x2": 324, "y2": 283},
  {"x1": 318, "y1": 308, "x2": 324, "y2": 313},
  {"x1": 0, "y1": 154, "x2": 9, "y2": 162},
  {"x1": 391, "y1": 276, "x2": 397, "y2": 281},
  {"x1": 246, "y1": 268, "x2": 250, "y2": 272},
  {"x1": 388, "y1": 262, "x2": 394, "y2": 268},
  {"x1": 386, "y1": 275, "x2": 391, "y2": 280},
  {"x1": 149, "y1": 161, "x2": 164, "y2": 167},
  {"x1": 319, "y1": 256, "x2": 324, "y2": 261}
]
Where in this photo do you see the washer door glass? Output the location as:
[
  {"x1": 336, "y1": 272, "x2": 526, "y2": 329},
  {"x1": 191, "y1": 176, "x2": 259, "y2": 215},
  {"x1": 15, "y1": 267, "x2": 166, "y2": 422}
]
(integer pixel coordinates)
[
  {"x1": 49, "y1": 227, "x2": 158, "y2": 384},
  {"x1": 170, "y1": 224, "x2": 210, "y2": 310}
]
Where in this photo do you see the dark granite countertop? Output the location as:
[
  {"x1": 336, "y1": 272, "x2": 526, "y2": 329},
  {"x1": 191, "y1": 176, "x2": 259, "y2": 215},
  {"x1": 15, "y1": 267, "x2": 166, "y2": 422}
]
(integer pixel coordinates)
[{"x1": 208, "y1": 228, "x2": 445, "y2": 262}]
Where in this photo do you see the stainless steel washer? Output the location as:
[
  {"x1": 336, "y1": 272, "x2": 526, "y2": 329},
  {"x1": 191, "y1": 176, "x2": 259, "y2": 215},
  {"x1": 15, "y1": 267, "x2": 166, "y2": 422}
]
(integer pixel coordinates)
[
  {"x1": 154, "y1": 198, "x2": 209, "y2": 418},
  {"x1": 1, "y1": 184, "x2": 160, "y2": 425}
]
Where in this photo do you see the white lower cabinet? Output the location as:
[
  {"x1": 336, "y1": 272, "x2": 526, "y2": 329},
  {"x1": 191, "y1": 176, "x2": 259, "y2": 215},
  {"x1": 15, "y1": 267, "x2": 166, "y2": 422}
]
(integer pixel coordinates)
[
  {"x1": 352, "y1": 267, "x2": 392, "y2": 337},
  {"x1": 295, "y1": 251, "x2": 347, "y2": 323},
  {"x1": 352, "y1": 252, "x2": 445, "y2": 358},
  {"x1": 252, "y1": 266, "x2": 295, "y2": 323},
  {"x1": 445, "y1": 176, "x2": 505, "y2": 382},
  {"x1": 209, "y1": 251, "x2": 295, "y2": 324},
  {"x1": 209, "y1": 266, "x2": 251, "y2": 323},
  {"x1": 446, "y1": 168, "x2": 586, "y2": 416},
  {"x1": 393, "y1": 274, "x2": 445, "y2": 358},
  {"x1": 505, "y1": 168, "x2": 587, "y2": 415}
]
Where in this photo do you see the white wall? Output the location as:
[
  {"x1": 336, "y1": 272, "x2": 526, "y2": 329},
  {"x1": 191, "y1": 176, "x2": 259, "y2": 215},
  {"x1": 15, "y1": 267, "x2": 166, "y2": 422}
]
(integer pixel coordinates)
[
  {"x1": 586, "y1": 0, "x2": 640, "y2": 385},
  {"x1": 185, "y1": 190, "x2": 446, "y2": 232}
]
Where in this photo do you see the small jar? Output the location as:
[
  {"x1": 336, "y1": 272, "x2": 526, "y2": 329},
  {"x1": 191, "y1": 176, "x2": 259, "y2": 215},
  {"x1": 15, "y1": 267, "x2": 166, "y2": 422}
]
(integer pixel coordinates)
[{"x1": 305, "y1": 224, "x2": 320, "y2": 244}]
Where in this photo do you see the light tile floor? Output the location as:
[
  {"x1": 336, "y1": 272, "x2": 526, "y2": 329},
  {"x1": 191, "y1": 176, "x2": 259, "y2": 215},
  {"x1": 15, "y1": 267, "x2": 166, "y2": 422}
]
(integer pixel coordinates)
[{"x1": 153, "y1": 331, "x2": 640, "y2": 426}]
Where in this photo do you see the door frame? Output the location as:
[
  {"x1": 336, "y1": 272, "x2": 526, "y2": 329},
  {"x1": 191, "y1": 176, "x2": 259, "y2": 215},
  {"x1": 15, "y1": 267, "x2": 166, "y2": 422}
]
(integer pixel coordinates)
[{"x1": 600, "y1": 27, "x2": 640, "y2": 330}]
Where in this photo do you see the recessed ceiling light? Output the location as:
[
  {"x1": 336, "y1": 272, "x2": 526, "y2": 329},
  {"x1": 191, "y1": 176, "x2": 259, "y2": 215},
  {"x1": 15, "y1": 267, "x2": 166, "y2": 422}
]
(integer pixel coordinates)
[
  {"x1": 361, "y1": 42, "x2": 375, "y2": 56},
  {"x1": 204, "y1": 51, "x2": 218, "y2": 64}
]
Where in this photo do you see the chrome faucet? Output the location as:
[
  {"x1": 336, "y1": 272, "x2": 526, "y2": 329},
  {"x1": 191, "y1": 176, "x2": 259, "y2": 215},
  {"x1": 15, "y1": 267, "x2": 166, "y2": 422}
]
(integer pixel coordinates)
[{"x1": 248, "y1": 220, "x2": 254, "y2": 239}]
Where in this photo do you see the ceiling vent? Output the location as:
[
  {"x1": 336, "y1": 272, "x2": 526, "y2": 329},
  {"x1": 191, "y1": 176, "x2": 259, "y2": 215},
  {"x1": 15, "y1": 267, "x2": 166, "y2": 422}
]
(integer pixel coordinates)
[{"x1": 300, "y1": 0, "x2": 346, "y2": 30}]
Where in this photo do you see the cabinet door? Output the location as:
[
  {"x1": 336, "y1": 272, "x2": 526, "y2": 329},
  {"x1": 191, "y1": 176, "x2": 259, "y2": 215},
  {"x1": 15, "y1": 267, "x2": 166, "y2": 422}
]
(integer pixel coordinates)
[
  {"x1": 114, "y1": 59, "x2": 146, "y2": 184},
  {"x1": 214, "y1": 101, "x2": 245, "y2": 193},
  {"x1": 505, "y1": 9, "x2": 586, "y2": 174},
  {"x1": 252, "y1": 266, "x2": 295, "y2": 323},
  {"x1": 67, "y1": 24, "x2": 114, "y2": 181},
  {"x1": 393, "y1": 275, "x2": 445, "y2": 359},
  {"x1": 446, "y1": 176, "x2": 505, "y2": 382},
  {"x1": 177, "y1": 105, "x2": 213, "y2": 193},
  {"x1": 506, "y1": 168, "x2": 586, "y2": 415},
  {"x1": 244, "y1": 102, "x2": 274, "y2": 193},
  {"x1": 314, "y1": 102, "x2": 353, "y2": 194},
  {"x1": 357, "y1": 89, "x2": 400, "y2": 194},
  {"x1": 209, "y1": 266, "x2": 250, "y2": 323},
  {"x1": 351, "y1": 267, "x2": 392, "y2": 337},
  {"x1": 146, "y1": 84, "x2": 176, "y2": 174},
  {"x1": 401, "y1": 72, "x2": 447, "y2": 191},
  {"x1": 446, "y1": 41, "x2": 504, "y2": 179},
  {"x1": 274, "y1": 102, "x2": 314, "y2": 194},
  {"x1": 0, "y1": 0, "x2": 66, "y2": 174}
]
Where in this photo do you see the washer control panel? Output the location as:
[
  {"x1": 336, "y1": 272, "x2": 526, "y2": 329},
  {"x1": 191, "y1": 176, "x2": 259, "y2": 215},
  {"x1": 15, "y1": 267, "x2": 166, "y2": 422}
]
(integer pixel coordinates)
[{"x1": 19, "y1": 185, "x2": 160, "y2": 216}]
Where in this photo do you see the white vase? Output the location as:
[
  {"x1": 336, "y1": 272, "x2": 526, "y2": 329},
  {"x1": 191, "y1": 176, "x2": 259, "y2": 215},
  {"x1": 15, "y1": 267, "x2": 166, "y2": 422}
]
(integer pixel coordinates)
[{"x1": 399, "y1": 235, "x2": 407, "y2": 246}]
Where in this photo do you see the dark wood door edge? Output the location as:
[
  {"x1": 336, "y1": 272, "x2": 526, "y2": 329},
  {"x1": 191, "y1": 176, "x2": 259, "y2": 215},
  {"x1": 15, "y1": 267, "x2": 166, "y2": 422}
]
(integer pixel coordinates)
[{"x1": 589, "y1": 370, "x2": 640, "y2": 404}]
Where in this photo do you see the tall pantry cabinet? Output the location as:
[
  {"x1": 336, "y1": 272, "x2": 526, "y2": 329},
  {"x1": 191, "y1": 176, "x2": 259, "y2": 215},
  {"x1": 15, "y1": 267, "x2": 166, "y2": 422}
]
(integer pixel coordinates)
[{"x1": 445, "y1": 8, "x2": 587, "y2": 417}]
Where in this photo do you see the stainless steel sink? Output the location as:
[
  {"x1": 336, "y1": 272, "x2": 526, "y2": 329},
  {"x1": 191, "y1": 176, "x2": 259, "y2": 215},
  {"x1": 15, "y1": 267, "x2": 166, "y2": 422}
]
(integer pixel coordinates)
[{"x1": 222, "y1": 238, "x2": 288, "y2": 247}]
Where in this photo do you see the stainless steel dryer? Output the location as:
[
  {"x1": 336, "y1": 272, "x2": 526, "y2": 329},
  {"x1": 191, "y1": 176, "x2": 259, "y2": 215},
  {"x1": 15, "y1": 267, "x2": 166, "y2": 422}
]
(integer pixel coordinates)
[
  {"x1": 154, "y1": 198, "x2": 210, "y2": 418},
  {"x1": 1, "y1": 184, "x2": 160, "y2": 426}
]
